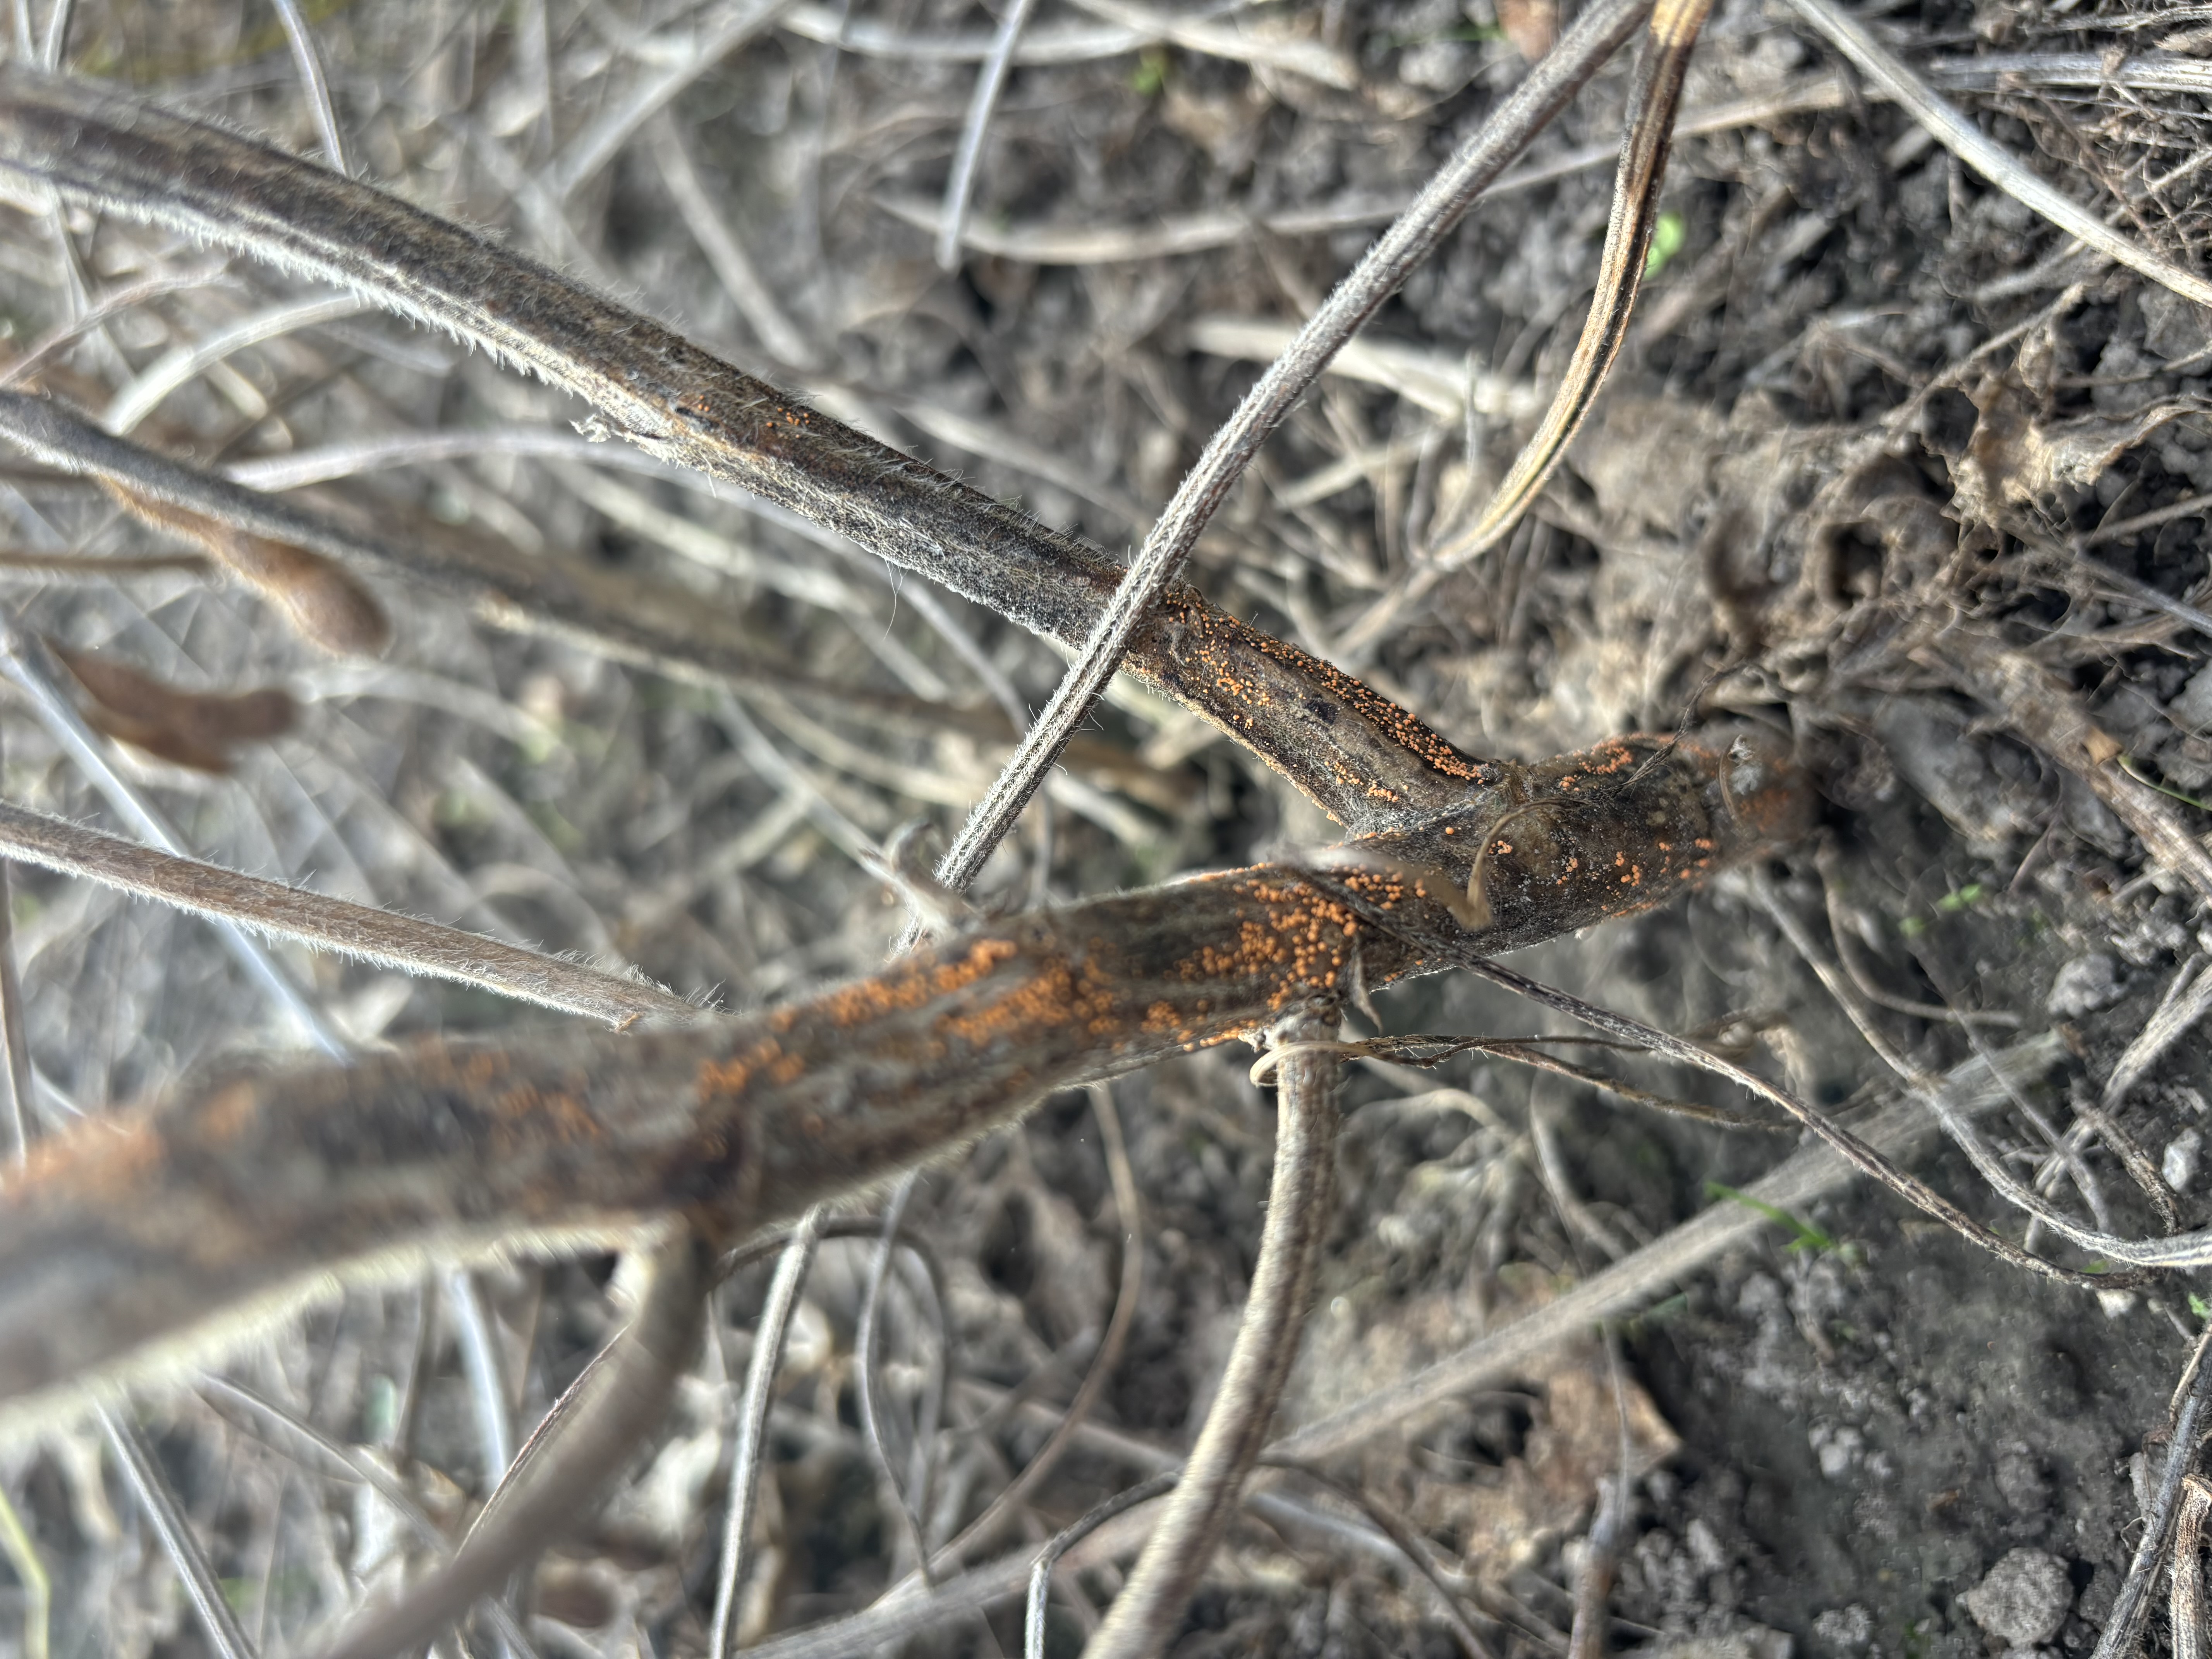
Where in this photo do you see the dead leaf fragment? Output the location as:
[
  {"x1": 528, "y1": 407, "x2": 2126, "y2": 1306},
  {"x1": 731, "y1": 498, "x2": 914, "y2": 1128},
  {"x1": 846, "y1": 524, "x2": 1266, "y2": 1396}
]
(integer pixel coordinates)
[
  {"x1": 102, "y1": 481, "x2": 390, "y2": 656},
  {"x1": 1497, "y1": 0, "x2": 1559, "y2": 60},
  {"x1": 53, "y1": 641, "x2": 297, "y2": 773},
  {"x1": 1954, "y1": 378, "x2": 2212, "y2": 529}
]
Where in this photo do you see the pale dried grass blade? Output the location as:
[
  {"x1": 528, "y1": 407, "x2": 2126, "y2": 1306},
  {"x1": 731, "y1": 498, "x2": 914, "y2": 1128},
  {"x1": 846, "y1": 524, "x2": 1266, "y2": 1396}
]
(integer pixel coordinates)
[{"x1": 1425, "y1": 0, "x2": 1714, "y2": 571}]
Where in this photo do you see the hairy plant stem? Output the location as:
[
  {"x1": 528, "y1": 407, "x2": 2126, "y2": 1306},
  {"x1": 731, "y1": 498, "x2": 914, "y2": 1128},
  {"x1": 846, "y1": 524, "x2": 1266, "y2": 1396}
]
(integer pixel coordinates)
[{"x1": 0, "y1": 69, "x2": 1503, "y2": 828}]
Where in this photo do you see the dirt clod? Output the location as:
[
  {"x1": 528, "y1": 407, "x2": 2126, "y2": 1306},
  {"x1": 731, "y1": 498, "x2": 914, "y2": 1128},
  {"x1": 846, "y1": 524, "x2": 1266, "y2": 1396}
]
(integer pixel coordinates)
[{"x1": 1960, "y1": 1547, "x2": 2075, "y2": 1647}]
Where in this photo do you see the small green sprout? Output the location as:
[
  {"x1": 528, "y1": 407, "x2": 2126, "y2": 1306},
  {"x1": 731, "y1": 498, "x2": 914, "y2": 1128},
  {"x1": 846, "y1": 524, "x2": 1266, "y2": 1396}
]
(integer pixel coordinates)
[
  {"x1": 1644, "y1": 210, "x2": 1687, "y2": 278},
  {"x1": 1707, "y1": 1181, "x2": 1836, "y2": 1254}
]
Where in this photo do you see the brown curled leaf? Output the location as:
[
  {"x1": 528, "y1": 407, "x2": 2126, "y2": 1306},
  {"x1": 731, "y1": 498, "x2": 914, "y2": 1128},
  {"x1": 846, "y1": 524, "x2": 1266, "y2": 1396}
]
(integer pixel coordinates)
[
  {"x1": 100, "y1": 481, "x2": 390, "y2": 657},
  {"x1": 50, "y1": 642, "x2": 296, "y2": 774}
]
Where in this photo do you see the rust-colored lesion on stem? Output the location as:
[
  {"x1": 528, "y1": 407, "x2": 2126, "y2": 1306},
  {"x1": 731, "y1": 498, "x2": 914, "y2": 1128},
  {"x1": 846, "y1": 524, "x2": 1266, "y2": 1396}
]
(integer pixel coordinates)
[{"x1": 0, "y1": 733, "x2": 1809, "y2": 1426}]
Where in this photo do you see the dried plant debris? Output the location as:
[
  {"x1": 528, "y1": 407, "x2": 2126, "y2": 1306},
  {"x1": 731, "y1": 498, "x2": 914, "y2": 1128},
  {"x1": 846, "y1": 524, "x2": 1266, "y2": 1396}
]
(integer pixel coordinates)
[
  {"x1": 51, "y1": 641, "x2": 295, "y2": 773},
  {"x1": 0, "y1": 2, "x2": 2210, "y2": 1658},
  {"x1": 101, "y1": 480, "x2": 390, "y2": 657}
]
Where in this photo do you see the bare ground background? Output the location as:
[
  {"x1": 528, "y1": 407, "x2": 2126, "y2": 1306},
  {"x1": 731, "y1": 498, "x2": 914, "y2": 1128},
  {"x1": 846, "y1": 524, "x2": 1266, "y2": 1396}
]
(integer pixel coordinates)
[{"x1": 2, "y1": 0, "x2": 2212, "y2": 1655}]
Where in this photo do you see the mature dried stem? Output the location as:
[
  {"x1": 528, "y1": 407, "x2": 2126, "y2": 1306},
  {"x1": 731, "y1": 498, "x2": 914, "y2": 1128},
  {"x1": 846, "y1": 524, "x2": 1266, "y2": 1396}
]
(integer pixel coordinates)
[
  {"x1": 0, "y1": 733, "x2": 1805, "y2": 1422},
  {"x1": 0, "y1": 71, "x2": 1503, "y2": 826}
]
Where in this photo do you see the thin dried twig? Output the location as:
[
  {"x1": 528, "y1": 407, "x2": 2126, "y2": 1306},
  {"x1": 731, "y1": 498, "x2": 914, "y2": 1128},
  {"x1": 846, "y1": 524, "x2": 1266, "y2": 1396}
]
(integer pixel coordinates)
[
  {"x1": 0, "y1": 619, "x2": 349, "y2": 1057},
  {"x1": 855, "y1": 1172, "x2": 939, "y2": 1580},
  {"x1": 0, "y1": 795, "x2": 700, "y2": 1027},
  {"x1": 1923, "y1": 627, "x2": 2212, "y2": 906},
  {"x1": 1086, "y1": 1005, "x2": 1341, "y2": 1659},
  {"x1": 1410, "y1": 904, "x2": 2124, "y2": 1289},
  {"x1": 2094, "y1": 1324, "x2": 2212, "y2": 1659},
  {"x1": 445, "y1": 1267, "x2": 514, "y2": 1485},
  {"x1": 1272, "y1": 1034, "x2": 2063, "y2": 1461},
  {"x1": 709, "y1": 1204, "x2": 823, "y2": 1659},
  {"x1": 1024, "y1": 1474, "x2": 1179, "y2": 1659},
  {"x1": 934, "y1": 0, "x2": 1041, "y2": 273},
  {"x1": 544, "y1": 0, "x2": 804, "y2": 203},
  {"x1": 269, "y1": 0, "x2": 351, "y2": 177},
  {"x1": 98, "y1": 1404, "x2": 258, "y2": 1659}
]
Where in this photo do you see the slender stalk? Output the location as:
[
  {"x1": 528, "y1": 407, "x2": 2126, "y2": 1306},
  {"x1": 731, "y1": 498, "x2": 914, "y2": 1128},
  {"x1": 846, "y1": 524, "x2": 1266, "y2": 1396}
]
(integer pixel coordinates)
[
  {"x1": 1084, "y1": 1006, "x2": 1341, "y2": 1659},
  {"x1": 0, "y1": 795, "x2": 698, "y2": 1026},
  {"x1": 98, "y1": 1405, "x2": 258, "y2": 1659},
  {"x1": 270, "y1": 0, "x2": 352, "y2": 177},
  {"x1": 0, "y1": 618, "x2": 349, "y2": 1057},
  {"x1": 709, "y1": 1205, "x2": 823, "y2": 1658},
  {"x1": 309, "y1": 1231, "x2": 711, "y2": 1659},
  {"x1": 934, "y1": 0, "x2": 1041, "y2": 272}
]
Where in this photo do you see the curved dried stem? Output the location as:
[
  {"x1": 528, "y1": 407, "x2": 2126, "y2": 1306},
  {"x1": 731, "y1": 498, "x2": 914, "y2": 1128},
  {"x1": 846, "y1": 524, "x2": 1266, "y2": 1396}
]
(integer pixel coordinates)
[
  {"x1": 1025, "y1": 1474, "x2": 1179, "y2": 1659},
  {"x1": 1406, "y1": 0, "x2": 1712, "y2": 575},
  {"x1": 309, "y1": 1230, "x2": 711, "y2": 1659},
  {"x1": 0, "y1": 795, "x2": 700, "y2": 1026},
  {"x1": 709, "y1": 1204, "x2": 823, "y2": 1659},
  {"x1": 1084, "y1": 1005, "x2": 1341, "y2": 1659}
]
